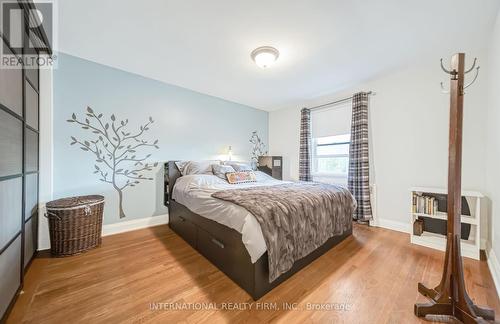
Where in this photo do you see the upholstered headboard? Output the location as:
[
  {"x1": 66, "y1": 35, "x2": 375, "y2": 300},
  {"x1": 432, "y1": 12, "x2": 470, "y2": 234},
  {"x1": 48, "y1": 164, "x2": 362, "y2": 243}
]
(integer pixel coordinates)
[{"x1": 166, "y1": 161, "x2": 181, "y2": 201}]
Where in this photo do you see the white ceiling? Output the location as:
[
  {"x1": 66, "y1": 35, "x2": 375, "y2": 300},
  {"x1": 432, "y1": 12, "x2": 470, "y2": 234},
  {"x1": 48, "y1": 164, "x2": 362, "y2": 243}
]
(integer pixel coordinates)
[{"x1": 56, "y1": 0, "x2": 500, "y2": 111}]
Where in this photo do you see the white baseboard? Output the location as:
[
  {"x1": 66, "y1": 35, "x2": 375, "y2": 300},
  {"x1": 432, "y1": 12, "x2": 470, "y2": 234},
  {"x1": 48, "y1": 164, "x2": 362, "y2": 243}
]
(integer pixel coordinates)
[
  {"x1": 37, "y1": 214, "x2": 169, "y2": 251},
  {"x1": 372, "y1": 218, "x2": 411, "y2": 234},
  {"x1": 102, "y1": 214, "x2": 169, "y2": 237},
  {"x1": 487, "y1": 245, "x2": 500, "y2": 299}
]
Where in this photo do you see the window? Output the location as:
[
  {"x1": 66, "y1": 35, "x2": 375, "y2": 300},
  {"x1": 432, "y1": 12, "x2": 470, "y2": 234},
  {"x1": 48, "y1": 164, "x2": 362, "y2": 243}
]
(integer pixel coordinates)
[{"x1": 312, "y1": 134, "x2": 350, "y2": 184}]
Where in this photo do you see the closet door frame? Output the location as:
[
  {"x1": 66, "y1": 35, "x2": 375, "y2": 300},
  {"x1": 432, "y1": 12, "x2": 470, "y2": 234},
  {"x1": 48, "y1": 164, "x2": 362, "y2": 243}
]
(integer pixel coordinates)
[
  {"x1": 23, "y1": 39, "x2": 40, "y2": 271},
  {"x1": 0, "y1": 34, "x2": 25, "y2": 321},
  {"x1": 0, "y1": 11, "x2": 40, "y2": 320}
]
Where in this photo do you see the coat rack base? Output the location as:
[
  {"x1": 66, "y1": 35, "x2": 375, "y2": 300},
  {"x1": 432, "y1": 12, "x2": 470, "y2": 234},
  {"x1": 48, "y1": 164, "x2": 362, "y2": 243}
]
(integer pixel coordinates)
[
  {"x1": 415, "y1": 237, "x2": 495, "y2": 323},
  {"x1": 415, "y1": 298, "x2": 494, "y2": 323},
  {"x1": 415, "y1": 288, "x2": 495, "y2": 323}
]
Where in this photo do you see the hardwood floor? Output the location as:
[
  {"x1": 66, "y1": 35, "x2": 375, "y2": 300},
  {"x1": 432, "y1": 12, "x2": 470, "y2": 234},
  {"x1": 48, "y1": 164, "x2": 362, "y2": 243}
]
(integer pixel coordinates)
[{"x1": 6, "y1": 224, "x2": 500, "y2": 324}]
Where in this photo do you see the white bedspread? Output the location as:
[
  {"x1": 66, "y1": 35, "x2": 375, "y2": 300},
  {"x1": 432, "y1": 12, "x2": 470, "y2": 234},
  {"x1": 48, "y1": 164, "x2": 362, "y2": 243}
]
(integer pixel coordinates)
[{"x1": 171, "y1": 172, "x2": 290, "y2": 263}]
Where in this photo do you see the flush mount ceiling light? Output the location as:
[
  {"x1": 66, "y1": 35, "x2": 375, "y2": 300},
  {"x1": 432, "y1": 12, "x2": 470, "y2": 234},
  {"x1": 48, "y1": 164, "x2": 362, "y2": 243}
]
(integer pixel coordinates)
[{"x1": 251, "y1": 46, "x2": 279, "y2": 68}]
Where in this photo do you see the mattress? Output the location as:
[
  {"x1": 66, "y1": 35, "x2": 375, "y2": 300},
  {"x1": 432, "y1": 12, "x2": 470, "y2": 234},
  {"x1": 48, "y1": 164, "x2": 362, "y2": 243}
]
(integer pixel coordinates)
[{"x1": 171, "y1": 172, "x2": 289, "y2": 263}]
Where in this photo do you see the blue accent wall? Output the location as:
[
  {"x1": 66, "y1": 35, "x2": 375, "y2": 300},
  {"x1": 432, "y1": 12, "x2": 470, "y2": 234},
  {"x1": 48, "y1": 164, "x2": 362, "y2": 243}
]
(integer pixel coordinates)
[{"x1": 54, "y1": 53, "x2": 268, "y2": 224}]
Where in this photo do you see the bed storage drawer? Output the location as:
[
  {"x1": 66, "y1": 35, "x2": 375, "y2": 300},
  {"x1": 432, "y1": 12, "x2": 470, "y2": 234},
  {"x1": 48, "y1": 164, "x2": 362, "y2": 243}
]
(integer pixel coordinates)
[
  {"x1": 197, "y1": 228, "x2": 227, "y2": 264},
  {"x1": 169, "y1": 212, "x2": 196, "y2": 247},
  {"x1": 196, "y1": 226, "x2": 254, "y2": 294}
]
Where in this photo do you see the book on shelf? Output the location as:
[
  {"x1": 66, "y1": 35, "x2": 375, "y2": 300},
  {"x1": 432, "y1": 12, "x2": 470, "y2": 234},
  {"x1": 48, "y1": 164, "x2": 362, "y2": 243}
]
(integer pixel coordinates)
[{"x1": 412, "y1": 192, "x2": 439, "y2": 215}]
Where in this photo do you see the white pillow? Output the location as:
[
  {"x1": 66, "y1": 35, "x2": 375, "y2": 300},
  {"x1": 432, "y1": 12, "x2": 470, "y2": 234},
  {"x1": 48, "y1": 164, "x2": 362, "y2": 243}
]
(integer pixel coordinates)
[
  {"x1": 212, "y1": 164, "x2": 236, "y2": 180},
  {"x1": 175, "y1": 160, "x2": 220, "y2": 176},
  {"x1": 224, "y1": 161, "x2": 253, "y2": 172}
]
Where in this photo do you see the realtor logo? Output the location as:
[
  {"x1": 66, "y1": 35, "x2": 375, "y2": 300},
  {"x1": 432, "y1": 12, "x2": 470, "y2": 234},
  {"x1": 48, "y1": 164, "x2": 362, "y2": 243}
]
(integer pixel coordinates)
[{"x1": 1, "y1": 1, "x2": 55, "y2": 68}]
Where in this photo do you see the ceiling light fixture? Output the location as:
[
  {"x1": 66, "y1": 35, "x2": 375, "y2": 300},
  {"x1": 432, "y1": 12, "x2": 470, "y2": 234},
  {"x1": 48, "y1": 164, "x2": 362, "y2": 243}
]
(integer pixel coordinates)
[{"x1": 251, "y1": 46, "x2": 279, "y2": 68}]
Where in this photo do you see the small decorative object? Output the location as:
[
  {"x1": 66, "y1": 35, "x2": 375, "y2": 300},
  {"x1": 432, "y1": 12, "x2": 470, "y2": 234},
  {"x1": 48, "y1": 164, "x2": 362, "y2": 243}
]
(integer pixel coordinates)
[
  {"x1": 67, "y1": 107, "x2": 159, "y2": 218},
  {"x1": 46, "y1": 195, "x2": 105, "y2": 257},
  {"x1": 227, "y1": 145, "x2": 233, "y2": 161},
  {"x1": 249, "y1": 131, "x2": 268, "y2": 169},
  {"x1": 413, "y1": 219, "x2": 424, "y2": 236}
]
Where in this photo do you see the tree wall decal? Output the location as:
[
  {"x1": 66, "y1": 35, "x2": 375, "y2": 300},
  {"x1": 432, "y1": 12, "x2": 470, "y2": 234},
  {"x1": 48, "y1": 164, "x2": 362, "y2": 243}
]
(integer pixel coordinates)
[
  {"x1": 67, "y1": 107, "x2": 159, "y2": 218},
  {"x1": 249, "y1": 130, "x2": 268, "y2": 168}
]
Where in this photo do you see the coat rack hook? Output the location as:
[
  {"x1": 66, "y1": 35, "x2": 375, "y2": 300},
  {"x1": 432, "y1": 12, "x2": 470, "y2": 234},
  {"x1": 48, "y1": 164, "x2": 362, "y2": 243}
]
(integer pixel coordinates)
[
  {"x1": 440, "y1": 58, "x2": 455, "y2": 75},
  {"x1": 440, "y1": 81, "x2": 450, "y2": 94},
  {"x1": 464, "y1": 58, "x2": 477, "y2": 74},
  {"x1": 464, "y1": 66, "x2": 480, "y2": 89}
]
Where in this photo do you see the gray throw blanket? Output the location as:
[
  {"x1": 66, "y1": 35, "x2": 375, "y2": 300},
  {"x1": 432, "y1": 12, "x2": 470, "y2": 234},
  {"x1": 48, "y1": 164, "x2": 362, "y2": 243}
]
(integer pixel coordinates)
[{"x1": 211, "y1": 182, "x2": 356, "y2": 282}]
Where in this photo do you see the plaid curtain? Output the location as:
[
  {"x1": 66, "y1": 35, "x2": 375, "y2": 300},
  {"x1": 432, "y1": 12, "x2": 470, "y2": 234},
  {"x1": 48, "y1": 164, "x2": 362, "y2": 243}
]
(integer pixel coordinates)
[
  {"x1": 348, "y1": 92, "x2": 372, "y2": 221},
  {"x1": 299, "y1": 108, "x2": 312, "y2": 181}
]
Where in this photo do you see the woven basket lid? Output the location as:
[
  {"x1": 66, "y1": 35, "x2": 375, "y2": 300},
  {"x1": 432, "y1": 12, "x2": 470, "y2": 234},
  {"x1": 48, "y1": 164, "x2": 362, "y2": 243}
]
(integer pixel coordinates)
[{"x1": 46, "y1": 195, "x2": 104, "y2": 209}]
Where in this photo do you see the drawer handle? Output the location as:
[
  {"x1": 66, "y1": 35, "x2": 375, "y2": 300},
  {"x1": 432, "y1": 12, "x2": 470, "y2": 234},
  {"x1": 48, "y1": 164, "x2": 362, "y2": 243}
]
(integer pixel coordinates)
[
  {"x1": 179, "y1": 215, "x2": 186, "y2": 222},
  {"x1": 211, "y1": 238, "x2": 225, "y2": 249}
]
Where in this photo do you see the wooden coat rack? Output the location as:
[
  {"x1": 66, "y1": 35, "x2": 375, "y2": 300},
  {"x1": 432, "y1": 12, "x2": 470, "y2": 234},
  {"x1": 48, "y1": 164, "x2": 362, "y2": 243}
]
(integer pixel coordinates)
[{"x1": 414, "y1": 53, "x2": 494, "y2": 323}]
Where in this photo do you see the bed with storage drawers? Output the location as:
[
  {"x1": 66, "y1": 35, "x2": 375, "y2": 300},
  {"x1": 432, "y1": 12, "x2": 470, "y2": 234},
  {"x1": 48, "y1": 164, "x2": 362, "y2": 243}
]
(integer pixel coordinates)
[{"x1": 165, "y1": 161, "x2": 354, "y2": 300}]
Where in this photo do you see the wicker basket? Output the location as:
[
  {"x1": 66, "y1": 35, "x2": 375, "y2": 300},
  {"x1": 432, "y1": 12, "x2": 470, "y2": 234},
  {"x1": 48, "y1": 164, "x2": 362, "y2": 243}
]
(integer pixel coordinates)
[{"x1": 46, "y1": 195, "x2": 105, "y2": 257}]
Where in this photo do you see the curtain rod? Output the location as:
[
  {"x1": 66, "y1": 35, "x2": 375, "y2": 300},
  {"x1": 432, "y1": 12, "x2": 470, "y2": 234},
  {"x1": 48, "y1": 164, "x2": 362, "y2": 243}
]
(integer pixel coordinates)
[{"x1": 308, "y1": 91, "x2": 374, "y2": 111}]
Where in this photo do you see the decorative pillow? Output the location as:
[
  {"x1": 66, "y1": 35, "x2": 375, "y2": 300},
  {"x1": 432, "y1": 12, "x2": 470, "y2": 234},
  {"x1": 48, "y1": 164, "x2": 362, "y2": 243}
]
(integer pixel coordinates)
[
  {"x1": 212, "y1": 164, "x2": 236, "y2": 180},
  {"x1": 226, "y1": 171, "x2": 257, "y2": 184},
  {"x1": 174, "y1": 161, "x2": 189, "y2": 174},
  {"x1": 224, "y1": 162, "x2": 253, "y2": 172},
  {"x1": 175, "y1": 160, "x2": 220, "y2": 176}
]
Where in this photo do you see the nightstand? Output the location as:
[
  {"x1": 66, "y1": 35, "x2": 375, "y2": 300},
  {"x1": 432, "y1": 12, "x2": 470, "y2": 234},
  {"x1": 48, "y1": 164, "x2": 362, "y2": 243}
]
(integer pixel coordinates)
[{"x1": 257, "y1": 156, "x2": 282, "y2": 180}]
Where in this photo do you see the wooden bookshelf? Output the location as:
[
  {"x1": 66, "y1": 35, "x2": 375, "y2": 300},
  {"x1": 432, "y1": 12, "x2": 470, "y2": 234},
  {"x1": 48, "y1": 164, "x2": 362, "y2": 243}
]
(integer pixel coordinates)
[{"x1": 409, "y1": 187, "x2": 482, "y2": 260}]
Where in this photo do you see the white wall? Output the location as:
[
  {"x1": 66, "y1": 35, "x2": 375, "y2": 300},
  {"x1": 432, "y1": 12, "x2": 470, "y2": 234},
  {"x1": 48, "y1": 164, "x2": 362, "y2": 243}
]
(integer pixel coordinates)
[
  {"x1": 53, "y1": 53, "x2": 268, "y2": 226},
  {"x1": 486, "y1": 10, "x2": 500, "y2": 261},
  {"x1": 269, "y1": 51, "x2": 489, "y2": 235}
]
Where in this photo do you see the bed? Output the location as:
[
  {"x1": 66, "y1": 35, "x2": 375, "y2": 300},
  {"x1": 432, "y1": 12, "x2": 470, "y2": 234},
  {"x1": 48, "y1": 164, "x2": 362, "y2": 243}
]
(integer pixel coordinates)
[{"x1": 165, "y1": 161, "x2": 354, "y2": 300}]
